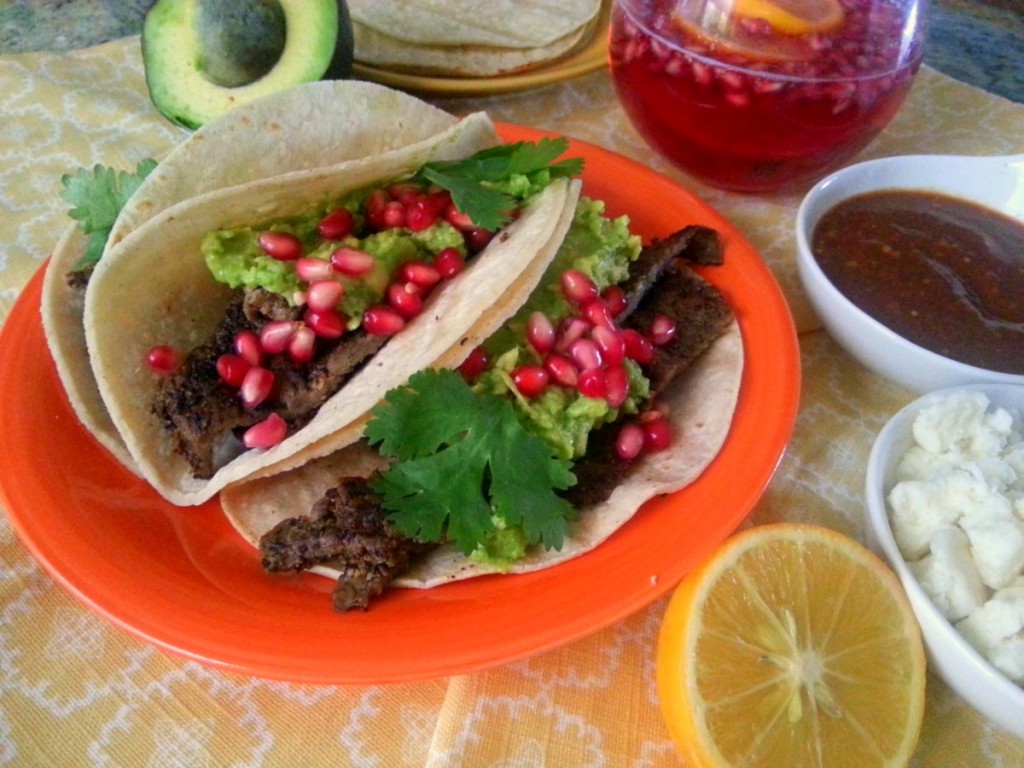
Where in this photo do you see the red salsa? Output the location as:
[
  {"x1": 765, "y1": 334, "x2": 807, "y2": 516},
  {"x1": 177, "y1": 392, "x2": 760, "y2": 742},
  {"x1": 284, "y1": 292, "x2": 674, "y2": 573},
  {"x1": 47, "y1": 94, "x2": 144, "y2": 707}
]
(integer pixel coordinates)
[{"x1": 811, "y1": 190, "x2": 1024, "y2": 374}]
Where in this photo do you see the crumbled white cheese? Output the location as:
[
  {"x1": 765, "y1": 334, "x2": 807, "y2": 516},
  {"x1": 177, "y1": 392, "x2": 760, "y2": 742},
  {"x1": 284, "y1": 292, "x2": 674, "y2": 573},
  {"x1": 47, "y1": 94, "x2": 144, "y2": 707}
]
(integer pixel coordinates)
[{"x1": 887, "y1": 391, "x2": 1024, "y2": 685}]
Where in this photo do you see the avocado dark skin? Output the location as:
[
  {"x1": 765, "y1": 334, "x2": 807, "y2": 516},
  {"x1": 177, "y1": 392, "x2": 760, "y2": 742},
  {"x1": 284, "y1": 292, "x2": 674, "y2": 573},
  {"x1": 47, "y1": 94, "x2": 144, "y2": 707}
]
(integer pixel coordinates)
[{"x1": 142, "y1": 0, "x2": 354, "y2": 129}]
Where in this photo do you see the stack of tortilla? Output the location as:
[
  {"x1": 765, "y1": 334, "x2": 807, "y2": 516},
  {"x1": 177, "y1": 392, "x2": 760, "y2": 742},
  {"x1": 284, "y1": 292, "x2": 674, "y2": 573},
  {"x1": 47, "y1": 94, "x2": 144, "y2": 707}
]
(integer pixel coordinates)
[{"x1": 349, "y1": 0, "x2": 604, "y2": 77}]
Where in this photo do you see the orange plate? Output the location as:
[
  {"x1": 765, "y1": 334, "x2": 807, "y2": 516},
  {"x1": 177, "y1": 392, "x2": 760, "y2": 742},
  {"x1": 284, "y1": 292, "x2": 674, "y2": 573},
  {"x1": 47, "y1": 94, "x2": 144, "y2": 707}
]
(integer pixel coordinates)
[{"x1": 0, "y1": 125, "x2": 800, "y2": 684}]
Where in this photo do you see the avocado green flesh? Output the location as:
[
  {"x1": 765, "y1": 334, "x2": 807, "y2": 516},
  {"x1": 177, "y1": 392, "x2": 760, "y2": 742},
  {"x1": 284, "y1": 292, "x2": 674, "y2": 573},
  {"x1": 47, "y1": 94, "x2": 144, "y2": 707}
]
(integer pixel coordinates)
[{"x1": 142, "y1": 0, "x2": 353, "y2": 129}]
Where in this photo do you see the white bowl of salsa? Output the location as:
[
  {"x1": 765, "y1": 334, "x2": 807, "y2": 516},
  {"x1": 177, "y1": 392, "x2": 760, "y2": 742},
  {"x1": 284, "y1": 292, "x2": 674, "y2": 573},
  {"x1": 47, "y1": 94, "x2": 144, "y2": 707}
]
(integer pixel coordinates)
[{"x1": 795, "y1": 153, "x2": 1024, "y2": 393}]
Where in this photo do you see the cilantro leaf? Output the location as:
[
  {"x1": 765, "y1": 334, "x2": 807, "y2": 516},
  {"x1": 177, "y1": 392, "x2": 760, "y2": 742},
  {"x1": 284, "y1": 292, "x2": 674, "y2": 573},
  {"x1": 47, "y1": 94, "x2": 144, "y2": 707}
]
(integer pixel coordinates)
[
  {"x1": 414, "y1": 138, "x2": 584, "y2": 231},
  {"x1": 365, "y1": 369, "x2": 577, "y2": 555},
  {"x1": 60, "y1": 158, "x2": 158, "y2": 268}
]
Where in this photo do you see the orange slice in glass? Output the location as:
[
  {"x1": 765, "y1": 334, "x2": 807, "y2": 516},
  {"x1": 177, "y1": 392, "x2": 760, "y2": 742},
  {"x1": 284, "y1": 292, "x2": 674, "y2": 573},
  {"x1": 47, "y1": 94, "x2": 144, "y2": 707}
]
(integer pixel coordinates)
[
  {"x1": 657, "y1": 524, "x2": 926, "y2": 768},
  {"x1": 732, "y1": 0, "x2": 845, "y2": 35}
]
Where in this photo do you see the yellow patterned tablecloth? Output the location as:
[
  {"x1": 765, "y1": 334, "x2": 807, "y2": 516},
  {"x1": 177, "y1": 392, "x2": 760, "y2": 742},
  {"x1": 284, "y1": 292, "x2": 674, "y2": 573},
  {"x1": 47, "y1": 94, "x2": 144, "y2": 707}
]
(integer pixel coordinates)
[{"x1": 2, "y1": 38, "x2": 1023, "y2": 767}]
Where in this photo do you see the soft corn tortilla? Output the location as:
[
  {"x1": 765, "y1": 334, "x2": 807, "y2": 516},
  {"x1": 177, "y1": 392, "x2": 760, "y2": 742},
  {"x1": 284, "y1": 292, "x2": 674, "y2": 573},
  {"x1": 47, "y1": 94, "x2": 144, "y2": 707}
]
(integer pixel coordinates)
[
  {"x1": 83, "y1": 111, "x2": 580, "y2": 505},
  {"x1": 348, "y1": 0, "x2": 602, "y2": 49},
  {"x1": 221, "y1": 320, "x2": 743, "y2": 589},
  {"x1": 42, "y1": 81, "x2": 463, "y2": 472}
]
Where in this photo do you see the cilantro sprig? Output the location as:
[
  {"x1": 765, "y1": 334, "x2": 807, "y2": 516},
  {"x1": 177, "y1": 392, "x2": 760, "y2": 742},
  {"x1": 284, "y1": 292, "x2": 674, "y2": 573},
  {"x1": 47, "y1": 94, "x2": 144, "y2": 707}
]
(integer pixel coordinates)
[
  {"x1": 60, "y1": 158, "x2": 158, "y2": 268},
  {"x1": 414, "y1": 138, "x2": 584, "y2": 231},
  {"x1": 365, "y1": 368, "x2": 577, "y2": 556}
]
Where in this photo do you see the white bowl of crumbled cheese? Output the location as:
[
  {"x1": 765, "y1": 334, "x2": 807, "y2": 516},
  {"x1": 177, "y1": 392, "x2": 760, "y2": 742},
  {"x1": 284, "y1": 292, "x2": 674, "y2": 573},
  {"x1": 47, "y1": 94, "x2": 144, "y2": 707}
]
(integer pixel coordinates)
[{"x1": 865, "y1": 384, "x2": 1024, "y2": 737}]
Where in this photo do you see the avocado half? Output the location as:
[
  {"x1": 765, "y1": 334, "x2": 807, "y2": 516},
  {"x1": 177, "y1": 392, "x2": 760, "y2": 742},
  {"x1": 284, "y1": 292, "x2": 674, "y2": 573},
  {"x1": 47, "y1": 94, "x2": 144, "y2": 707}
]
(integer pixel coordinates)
[{"x1": 142, "y1": 0, "x2": 353, "y2": 129}]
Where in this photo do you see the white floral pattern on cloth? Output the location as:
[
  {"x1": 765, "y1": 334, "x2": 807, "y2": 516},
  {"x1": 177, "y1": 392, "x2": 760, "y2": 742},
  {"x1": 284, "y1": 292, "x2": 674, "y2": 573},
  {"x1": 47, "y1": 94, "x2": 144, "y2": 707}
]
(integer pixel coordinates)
[{"x1": 1, "y1": 37, "x2": 1023, "y2": 767}]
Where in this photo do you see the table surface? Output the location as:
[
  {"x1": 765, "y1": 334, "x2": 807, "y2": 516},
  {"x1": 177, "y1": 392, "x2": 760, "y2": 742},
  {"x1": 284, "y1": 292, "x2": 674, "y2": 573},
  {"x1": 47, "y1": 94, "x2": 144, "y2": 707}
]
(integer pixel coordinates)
[{"x1": 1, "y1": 5, "x2": 1023, "y2": 767}]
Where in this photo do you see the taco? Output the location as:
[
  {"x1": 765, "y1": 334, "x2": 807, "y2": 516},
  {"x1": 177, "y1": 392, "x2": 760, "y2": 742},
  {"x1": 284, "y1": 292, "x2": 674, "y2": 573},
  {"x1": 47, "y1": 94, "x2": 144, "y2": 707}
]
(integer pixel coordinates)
[
  {"x1": 42, "y1": 81, "x2": 466, "y2": 473},
  {"x1": 220, "y1": 202, "x2": 744, "y2": 610},
  {"x1": 82, "y1": 101, "x2": 585, "y2": 506}
]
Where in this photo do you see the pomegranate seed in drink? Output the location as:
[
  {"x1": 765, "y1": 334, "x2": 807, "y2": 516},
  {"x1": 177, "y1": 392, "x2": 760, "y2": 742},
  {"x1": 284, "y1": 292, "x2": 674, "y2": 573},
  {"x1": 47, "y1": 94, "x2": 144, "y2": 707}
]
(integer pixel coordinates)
[
  {"x1": 362, "y1": 305, "x2": 406, "y2": 336},
  {"x1": 526, "y1": 311, "x2": 556, "y2": 355},
  {"x1": 304, "y1": 307, "x2": 346, "y2": 339},
  {"x1": 434, "y1": 247, "x2": 464, "y2": 279},
  {"x1": 511, "y1": 364, "x2": 550, "y2": 398},
  {"x1": 649, "y1": 315, "x2": 678, "y2": 346},
  {"x1": 576, "y1": 367, "x2": 608, "y2": 399},
  {"x1": 616, "y1": 422, "x2": 645, "y2": 461},
  {"x1": 622, "y1": 328, "x2": 655, "y2": 364},
  {"x1": 296, "y1": 257, "x2": 335, "y2": 283},
  {"x1": 560, "y1": 269, "x2": 599, "y2": 305},
  {"x1": 543, "y1": 353, "x2": 579, "y2": 387},
  {"x1": 642, "y1": 414, "x2": 672, "y2": 452},
  {"x1": 306, "y1": 280, "x2": 344, "y2": 312},
  {"x1": 216, "y1": 353, "x2": 251, "y2": 387},
  {"x1": 331, "y1": 247, "x2": 376, "y2": 277},
  {"x1": 398, "y1": 260, "x2": 441, "y2": 289},
  {"x1": 234, "y1": 330, "x2": 263, "y2": 367},
  {"x1": 259, "y1": 320, "x2": 300, "y2": 354},
  {"x1": 287, "y1": 325, "x2": 317, "y2": 363},
  {"x1": 257, "y1": 231, "x2": 302, "y2": 261},
  {"x1": 240, "y1": 366, "x2": 275, "y2": 407},
  {"x1": 457, "y1": 346, "x2": 489, "y2": 382},
  {"x1": 386, "y1": 281, "x2": 424, "y2": 319},
  {"x1": 604, "y1": 364, "x2": 631, "y2": 408},
  {"x1": 317, "y1": 208, "x2": 354, "y2": 240},
  {"x1": 243, "y1": 413, "x2": 287, "y2": 449},
  {"x1": 146, "y1": 345, "x2": 181, "y2": 375},
  {"x1": 601, "y1": 285, "x2": 628, "y2": 317}
]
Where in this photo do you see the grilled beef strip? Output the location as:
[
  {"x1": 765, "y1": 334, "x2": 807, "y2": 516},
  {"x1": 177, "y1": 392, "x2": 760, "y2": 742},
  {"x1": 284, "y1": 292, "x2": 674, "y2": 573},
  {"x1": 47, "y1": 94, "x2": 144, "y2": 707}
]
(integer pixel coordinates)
[
  {"x1": 153, "y1": 286, "x2": 390, "y2": 479},
  {"x1": 256, "y1": 225, "x2": 734, "y2": 609},
  {"x1": 260, "y1": 476, "x2": 434, "y2": 611}
]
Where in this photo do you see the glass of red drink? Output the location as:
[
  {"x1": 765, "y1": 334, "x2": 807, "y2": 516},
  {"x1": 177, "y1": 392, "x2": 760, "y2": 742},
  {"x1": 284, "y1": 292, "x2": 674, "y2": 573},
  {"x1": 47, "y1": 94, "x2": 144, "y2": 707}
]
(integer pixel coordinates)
[{"x1": 609, "y1": 0, "x2": 929, "y2": 193}]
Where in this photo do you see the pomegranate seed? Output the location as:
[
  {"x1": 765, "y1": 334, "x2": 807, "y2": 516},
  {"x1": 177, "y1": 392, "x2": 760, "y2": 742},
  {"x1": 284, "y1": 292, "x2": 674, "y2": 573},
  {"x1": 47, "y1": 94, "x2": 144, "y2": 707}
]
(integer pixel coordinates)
[
  {"x1": 362, "y1": 305, "x2": 406, "y2": 336},
  {"x1": 464, "y1": 227, "x2": 494, "y2": 253},
  {"x1": 331, "y1": 247, "x2": 376, "y2": 277},
  {"x1": 243, "y1": 413, "x2": 287, "y2": 449},
  {"x1": 511, "y1": 364, "x2": 550, "y2": 398},
  {"x1": 444, "y1": 203, "x2": 474, "y2": 231},
  {"x1": 601, "y1": 285, "x2": 628, "y2": 317},
  {"x1": 434, "y1": 247, "x2": 464, "y2": 279},
  {"x1": 457, "y1": 346, "x2": 490, "y2": 382},
  {"x1": 216, "y1": 353, "x2": 251, "y2": 387},
  {"x1": 287, "y1": 325, "x2": 317, "y2": 363},
  {"x1": 304, "y1": 307, "x2": 346, "y2": 339},
  {"x1": 405, "y1": 198, "x2": 440, "y2": 232},
  {"x1": 306, "y1": 280, "x2": 343, "y2": 312},
  {"x1": 387, "y1": 281, "x2": 424, "y2": 319},
  {"x1": 296, "y1": 257, "x2": 335, "y2": 283},
  {"x1": 259, "y1": 320, "x2": 300, "y2": 354},
  {"x1": 555, "y1": 316, "x2": 589, "y2": 352},
  {"x1": 604, "y1": 364, "x2": 630, "y2": 408},
  {"x1": 543, "y1": 353, "x2": 578, "y2": 387},
  {"x1": 583, "y1": 299, "x2": 615, "y2": 331},
  {"x1": 365, "y1": 189, "x2": 391, "y2": 230},
  {"x1": 569, "y1": 338, "x2": 603, "y2": 371},
  {"x1": 560, "y1": 269, "x2": 599, "y2": 305},
  {"x1": 622, "y1": 329, "x2": 655, "y2": 364},
  {"x1": 526, "y1": 311, "x2": 556, "y2": 355},
  {"x1": 387, "y1": 182, "x2": 423, "y2": 204},
  {"x1": 240, "y1": 366, "x2": 274, "y2": 407},
  {"x1": 257, "y1": 231, "x2": 302, "y2": 261},
  {"x1": 616, "y1": 423, "x2": 645, "y2": 461},
  {"x1": 592, "y1": 325, "x2": 626, "y2": 367},
  {"x1": 380, "y1": 201, "x2": 406, "y2": 229},
  {"x1": 146, "y1": 345, "x2": 181, "y2": 375},
  {"x1": 576, "y1": 367, "x2": 608, "y2": 399},
  {"x1": 234, "y1": 330, "x2": 263, "y2": 367},
  {"x1": 398, "y1": 260, "x2": 441, "y2": 289},
  {"x1": 649, "y1": 315, "x2": 678, "y2": 346},
  {"x1": 317, "y1": 208, "x2": 354, "y2": 240},
  {"x1": 642, "y1": 415, "x2": 672, "y2": 452}
]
